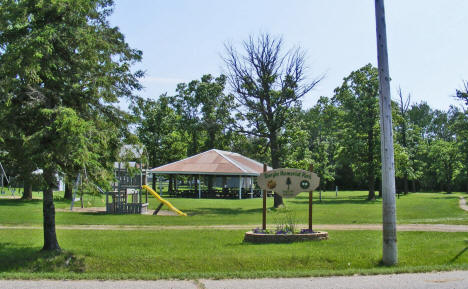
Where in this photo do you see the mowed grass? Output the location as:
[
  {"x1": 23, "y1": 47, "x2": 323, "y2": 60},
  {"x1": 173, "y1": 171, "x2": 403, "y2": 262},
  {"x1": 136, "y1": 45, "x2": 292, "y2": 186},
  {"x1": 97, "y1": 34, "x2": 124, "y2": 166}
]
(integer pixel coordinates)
[
  {"x1": 0, "y1": 229, "x2": 467, "y2": 279},
  {"x1": 0, "y1": 191, "x2": 467, "y2": 226}
]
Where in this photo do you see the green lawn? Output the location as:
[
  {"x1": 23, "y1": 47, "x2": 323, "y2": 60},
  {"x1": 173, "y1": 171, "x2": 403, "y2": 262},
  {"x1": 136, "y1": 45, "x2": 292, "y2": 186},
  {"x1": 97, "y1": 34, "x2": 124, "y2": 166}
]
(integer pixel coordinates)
[
  {"x1": 1, "y1": 191, "x2": 467, "y2": 279},
  {"x1": 0, "y1": 191, "x2": 467, "y2": 226},
  {"x1": 0, "y1": 229, "x2": 467, "y2": 279}
]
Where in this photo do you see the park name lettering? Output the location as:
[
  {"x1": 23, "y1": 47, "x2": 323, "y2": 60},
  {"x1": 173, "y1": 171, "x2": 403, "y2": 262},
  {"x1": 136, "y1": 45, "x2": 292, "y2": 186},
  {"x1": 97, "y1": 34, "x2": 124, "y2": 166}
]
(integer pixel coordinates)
[{"x1": 263, "y1": 170, "x2": 312, "y2": 180}]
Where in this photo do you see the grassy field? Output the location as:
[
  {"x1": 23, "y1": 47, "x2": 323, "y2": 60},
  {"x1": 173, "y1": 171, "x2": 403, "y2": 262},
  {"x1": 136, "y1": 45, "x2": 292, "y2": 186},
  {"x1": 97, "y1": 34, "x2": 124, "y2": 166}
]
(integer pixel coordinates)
[
  {"x1": 0, "y1": 190, "x2": 467, "y2": 226},
  {"x1": 0, "y1": 228, "x2": 467, "y2": 279},
  {"x1": 1, "y1": 190, "x2": 467, "y2": 279}
]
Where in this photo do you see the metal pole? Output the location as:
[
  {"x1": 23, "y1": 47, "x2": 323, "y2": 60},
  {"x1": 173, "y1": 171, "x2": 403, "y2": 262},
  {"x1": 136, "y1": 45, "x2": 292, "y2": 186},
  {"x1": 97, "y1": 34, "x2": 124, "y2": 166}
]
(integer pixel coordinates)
[{"x1": 375, "y1": 0, "x2": 398, "y2": 266}]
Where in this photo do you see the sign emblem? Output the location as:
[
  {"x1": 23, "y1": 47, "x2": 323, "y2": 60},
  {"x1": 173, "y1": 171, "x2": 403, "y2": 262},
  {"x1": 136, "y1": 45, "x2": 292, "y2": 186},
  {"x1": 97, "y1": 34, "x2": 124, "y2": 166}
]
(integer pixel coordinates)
[{"x1": 300, "y1": 180, "x2": 310, "y2": 189}]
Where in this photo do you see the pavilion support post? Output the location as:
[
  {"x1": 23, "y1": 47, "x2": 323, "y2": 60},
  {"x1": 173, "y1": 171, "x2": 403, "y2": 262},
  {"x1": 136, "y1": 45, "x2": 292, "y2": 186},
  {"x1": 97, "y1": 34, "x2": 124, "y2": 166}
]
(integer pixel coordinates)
[
  {"x1": 239, "y1": 176, "x2": 242, "y2": 199},
  {"x1": 159, "y1": 176, "x2": 162, "y2": 195},
  {"x1": 250, "y1": 177, "x2": 253, "y2": 199},
  {"x1": 198, "y1": 175, "x2": 201, "y2": 199}
]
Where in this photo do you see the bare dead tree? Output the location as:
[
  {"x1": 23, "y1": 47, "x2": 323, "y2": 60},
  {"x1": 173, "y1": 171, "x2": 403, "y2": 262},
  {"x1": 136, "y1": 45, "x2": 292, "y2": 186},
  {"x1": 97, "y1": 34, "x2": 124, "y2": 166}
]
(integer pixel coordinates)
[
  {"x1": 223, "y1": 33, "x2": 321, "y2": 208},
  {"x1": 398, "y1": 87, "x2": 411, "y2": 194}
]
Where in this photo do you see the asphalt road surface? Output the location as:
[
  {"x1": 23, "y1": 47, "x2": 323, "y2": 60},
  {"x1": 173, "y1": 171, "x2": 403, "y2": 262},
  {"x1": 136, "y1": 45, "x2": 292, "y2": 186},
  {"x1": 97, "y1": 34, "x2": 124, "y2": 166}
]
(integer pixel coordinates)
[{"x1": 1, "y1": 271, "x2": 467, "y2": 289}]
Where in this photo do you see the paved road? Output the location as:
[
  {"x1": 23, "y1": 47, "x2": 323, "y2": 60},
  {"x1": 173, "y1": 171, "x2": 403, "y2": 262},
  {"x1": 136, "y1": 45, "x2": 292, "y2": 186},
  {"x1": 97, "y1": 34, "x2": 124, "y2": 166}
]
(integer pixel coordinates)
[{"x1": 1, "y1": 271, "x2": 467, "y2": 289}]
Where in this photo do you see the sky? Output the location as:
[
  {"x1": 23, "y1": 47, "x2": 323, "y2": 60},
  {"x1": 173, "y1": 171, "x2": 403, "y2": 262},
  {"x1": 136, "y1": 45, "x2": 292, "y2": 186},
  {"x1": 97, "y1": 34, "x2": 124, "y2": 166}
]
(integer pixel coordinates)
[{"x1": 110, "y1": 0, "x2": 468, "y2": 111}]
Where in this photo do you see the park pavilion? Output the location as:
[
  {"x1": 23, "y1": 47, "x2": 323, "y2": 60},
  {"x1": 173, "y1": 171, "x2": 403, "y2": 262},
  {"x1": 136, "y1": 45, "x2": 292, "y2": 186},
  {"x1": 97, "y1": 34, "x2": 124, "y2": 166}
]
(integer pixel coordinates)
[{"x1": 150, "y1": 149, "x2": 271, "y2": 199}]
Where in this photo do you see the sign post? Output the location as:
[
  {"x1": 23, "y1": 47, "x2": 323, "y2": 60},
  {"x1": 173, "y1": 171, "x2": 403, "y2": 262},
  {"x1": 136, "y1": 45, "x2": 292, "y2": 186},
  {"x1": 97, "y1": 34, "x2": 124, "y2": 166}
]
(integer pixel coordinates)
[
  {"x1": 308, "y1": 164, "x2": 314, "y2": 231},
  {"x1": 308, "y1": 191, "x2": 313, "y2": 231},
  {"x1": 262, "y1": 164, "x2": 267, "y2": 230}
]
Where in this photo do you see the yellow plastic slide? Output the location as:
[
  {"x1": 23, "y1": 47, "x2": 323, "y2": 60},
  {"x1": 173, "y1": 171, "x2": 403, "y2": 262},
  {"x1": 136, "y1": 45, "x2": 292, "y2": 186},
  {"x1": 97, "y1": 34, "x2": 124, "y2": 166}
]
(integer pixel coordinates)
[{"x1": 142, "y1": 185, "x2": 187, "y2": 216}]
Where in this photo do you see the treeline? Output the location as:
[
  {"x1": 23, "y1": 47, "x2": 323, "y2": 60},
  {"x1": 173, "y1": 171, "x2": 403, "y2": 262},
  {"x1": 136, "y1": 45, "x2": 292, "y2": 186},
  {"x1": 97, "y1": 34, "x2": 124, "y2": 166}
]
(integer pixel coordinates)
[{"x1": 135, "y1": 64, "x2": 468, "y2": 197}]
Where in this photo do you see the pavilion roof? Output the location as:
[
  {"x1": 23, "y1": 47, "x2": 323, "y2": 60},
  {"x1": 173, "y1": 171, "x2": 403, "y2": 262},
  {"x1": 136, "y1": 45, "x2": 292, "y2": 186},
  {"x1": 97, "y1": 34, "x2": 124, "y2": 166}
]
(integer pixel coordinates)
[{"x1": 150, "y1": 149, "x2": 270, "y2": 176}]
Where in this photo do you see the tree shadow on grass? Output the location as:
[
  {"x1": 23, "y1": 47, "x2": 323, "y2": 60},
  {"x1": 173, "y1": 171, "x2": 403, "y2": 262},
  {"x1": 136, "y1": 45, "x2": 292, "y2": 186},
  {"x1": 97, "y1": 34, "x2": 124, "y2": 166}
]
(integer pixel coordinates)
[
  {"x1": 427, "y1": 195, "x2": 460, "y2": 200},
  {"x1": 288, "y1": 197, "x2": 380, "y2": 206},
  {"x1": 0, "y1": 242, "x2": 85, "y2": 273},
  {"x1": 0, "y1": 199, "x2": 42, "y2": 207}
]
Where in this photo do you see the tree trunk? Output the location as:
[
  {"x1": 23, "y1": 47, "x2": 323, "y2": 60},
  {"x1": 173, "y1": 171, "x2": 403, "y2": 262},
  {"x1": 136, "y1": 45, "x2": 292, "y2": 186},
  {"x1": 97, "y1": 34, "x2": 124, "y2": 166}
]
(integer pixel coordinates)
[
  {"x1": 403, "y1": 175, "x2": 409, "y2": 195},
  {"x1": 207, "y1": 128, "x2": 216, "y2": 150},
  {"x1": 190, "y1": 131, "x2": 199, "y2": 156},
  {"x1": 63, "y1": 174, "x2": 73, "y2": 200},
  {"x1": 466, "y1": 169, "x2": 468, "y2": 194},
  {"x1": 270, "y1": 132, "x2": 283, "y2": 208},
  {"x1": 401, "y1": 119, "x2": 409, "y2": 195},
  {"x1": 446, "y1": 163, "x2": 452, "y2": 194},
  {"x1": 22, "y1": 176, "x2": 33, "y2": 200},
  {"x1": 42, "y1": 169, "x2": 61, "y2": 251},
  {"x1": 368, "y1": 177, "x2": 376, "y2": 200}
]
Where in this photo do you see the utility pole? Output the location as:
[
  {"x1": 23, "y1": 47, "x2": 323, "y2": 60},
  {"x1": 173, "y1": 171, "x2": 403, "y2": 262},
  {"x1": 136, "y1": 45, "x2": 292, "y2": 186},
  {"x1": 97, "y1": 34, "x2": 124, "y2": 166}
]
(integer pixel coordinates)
[{"x1": 375, "y1": 0, "x2": 397, "y2": 265}]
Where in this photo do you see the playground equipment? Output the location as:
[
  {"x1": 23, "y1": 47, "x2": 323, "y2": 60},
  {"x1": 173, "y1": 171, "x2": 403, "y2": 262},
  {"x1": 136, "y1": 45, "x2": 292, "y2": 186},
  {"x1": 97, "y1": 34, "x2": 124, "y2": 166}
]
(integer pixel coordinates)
[
  {"x1": 106, "y1": 161, "x2": 149, "y2": 214},
  {"x1": 142, "y1": 185, "x2": 187, "y2": 216},
  {"x1": 0, "y1": 162, "x2": 17, "y2": 196}
]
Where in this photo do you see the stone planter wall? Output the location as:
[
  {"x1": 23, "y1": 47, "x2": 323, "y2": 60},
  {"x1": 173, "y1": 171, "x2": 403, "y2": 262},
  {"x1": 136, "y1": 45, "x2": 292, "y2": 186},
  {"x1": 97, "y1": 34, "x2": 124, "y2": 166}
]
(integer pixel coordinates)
[{"x1": 244, "y1": 231, "x2": 328, "y2": 243}]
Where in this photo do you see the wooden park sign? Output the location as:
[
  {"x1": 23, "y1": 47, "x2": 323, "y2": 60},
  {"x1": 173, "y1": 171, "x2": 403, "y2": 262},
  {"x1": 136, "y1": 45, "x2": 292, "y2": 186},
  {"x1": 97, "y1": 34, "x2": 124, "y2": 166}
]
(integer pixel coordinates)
[
  {"x1": 258, "y1": 166, "x2": 320, "y2": 231},
  {"x1": 257, "y1": 168, "x2": 319, "y2": 198}
]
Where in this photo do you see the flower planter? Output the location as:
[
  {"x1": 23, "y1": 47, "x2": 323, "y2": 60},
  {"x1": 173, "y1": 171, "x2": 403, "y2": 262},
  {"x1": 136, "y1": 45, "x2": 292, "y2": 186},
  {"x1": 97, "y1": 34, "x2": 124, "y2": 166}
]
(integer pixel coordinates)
[{"x1": 243, "y1": 231, "x2": 328, "y2": 243}]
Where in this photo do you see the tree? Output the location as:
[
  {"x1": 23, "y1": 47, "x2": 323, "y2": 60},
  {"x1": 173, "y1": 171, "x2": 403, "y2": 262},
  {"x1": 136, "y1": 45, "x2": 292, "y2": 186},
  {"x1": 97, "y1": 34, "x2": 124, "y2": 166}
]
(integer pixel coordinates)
[
  {"x1": 428, "y1": 139, "x2": 461, "y2": 193},
  {"x1": 136, "y1": 95, "x2": 188, "y2": 168},
  {"x1": 171, "y1": 74, "x2": 235, "y2": 155},
  {"x1": 454, "y1": 81, "x2": 468, "y2": 193},
  {"x1": 455, "y1": 81, "x2": 468, "y2": 106},
  {"x1": 302, "y1": 97, "x2": 340, "y2": 190},
  {"x1": 224, "y1": 33, "x2": 320, "y2": 207},
  {"x1": 408, "y1": 102, "x2": 434, "y2": 140},
  {"x1": 333, "y1": 64, "x2": 380, "y2": 200},
  {"x1": 0, "y1": 0, "x2": 142, "y2": 251},
  {"x1": 395, "y1": 88, "x2": 411, "y2": 194}
]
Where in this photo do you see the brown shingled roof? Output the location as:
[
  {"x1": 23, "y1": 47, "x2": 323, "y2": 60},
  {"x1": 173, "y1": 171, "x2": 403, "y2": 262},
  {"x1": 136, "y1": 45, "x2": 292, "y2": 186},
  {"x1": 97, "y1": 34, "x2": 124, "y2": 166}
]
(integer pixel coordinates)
[{"x1": 151, "y1": 149, "x2": 270, "y2": 176}]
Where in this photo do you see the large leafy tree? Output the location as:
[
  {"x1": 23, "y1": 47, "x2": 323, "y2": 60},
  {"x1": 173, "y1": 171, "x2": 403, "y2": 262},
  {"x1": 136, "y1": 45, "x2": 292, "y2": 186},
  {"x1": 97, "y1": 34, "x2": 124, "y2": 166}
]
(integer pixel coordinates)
[
  {"x1": 136, "y1": 95, "x2": 187, "y2": 168},
  {"x1": 171, "y1": 74, "x2": 235, "y2": 155},
  {"x1": 333, "y1": 64, "x2": 380, "y2": 200},
  {"x1": 302, "y1": 97, "x2": 340, "y2": 190},
  {"x1": 224, "y1": 33, "x2": 320, "y2": 207},
  {"x1": 0, "y1": 0, "x2": 142, "y2": 251},
  {"x1": 454, "y1": 81, "x2": 468, "y2": 193},
  {"x1": 427, "y1": 139, "x2": 461, "y2": 193}
]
